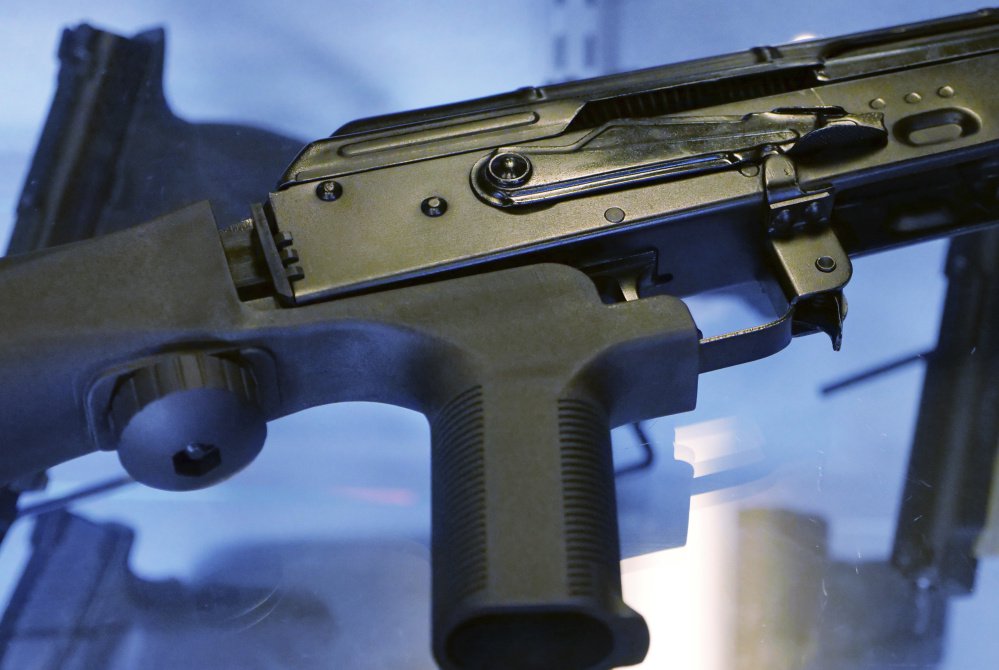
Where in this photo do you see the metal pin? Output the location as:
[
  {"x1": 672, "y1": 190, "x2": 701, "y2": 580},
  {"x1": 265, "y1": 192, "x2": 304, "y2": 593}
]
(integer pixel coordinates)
[
  {"x1": 316, "y1": 180, "x2": 343, "y2": 201},
  {"x1": 815, "y1": 256, "x2": 837, "y2": 272},
  {"x1": 421, "y1": 196, "x2": 448, "y2": 217}
]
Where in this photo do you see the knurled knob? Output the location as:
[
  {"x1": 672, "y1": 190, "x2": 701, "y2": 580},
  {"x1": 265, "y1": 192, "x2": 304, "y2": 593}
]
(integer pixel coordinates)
[{"x1": 110, "y1": 352, "x2": 267, "y2": 491}]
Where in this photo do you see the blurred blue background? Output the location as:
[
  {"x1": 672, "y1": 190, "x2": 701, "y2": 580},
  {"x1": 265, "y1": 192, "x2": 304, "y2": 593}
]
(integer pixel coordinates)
[{"x1": 0, "y1": 1, "x2": 996, "y2": 668}]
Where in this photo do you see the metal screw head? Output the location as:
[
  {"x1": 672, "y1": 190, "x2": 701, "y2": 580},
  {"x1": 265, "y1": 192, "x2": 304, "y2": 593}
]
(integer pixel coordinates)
[
  {"x1": 815, "y1": 255, "x2": 837, "y2": 273},
  {"x1": 486, "y1": 152, "x2": 532, "y2": 187},
  {"x1": 869, "y1": 97, "x2": 887, "y2": 110},
  {"x1": 421, "y1": 196, "x2": 448, "y2": 217},
  {"x1": 937, "y1": 85, "x2": 956, "y2": 98},
  {"x1": 904, "y1": 92, "x2": 922, "y2": 104},
  {"x1": 316, "y1": 180, "x2": 343, "y2": 201},
  {"x1": 110, "y1": 353, "x2": 265, "y2": 491}
]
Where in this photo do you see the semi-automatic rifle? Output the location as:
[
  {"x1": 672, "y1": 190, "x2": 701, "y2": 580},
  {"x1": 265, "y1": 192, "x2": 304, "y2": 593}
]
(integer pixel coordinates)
[{"x1": 2, "y1": 10, "x2": 999, "y2": 670}]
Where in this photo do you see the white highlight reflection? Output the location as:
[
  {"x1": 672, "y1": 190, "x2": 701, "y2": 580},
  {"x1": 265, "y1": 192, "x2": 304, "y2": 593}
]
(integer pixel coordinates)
[
  {"x1": 622, "y1": 505, "x2": 737, "y2": 670},
  {"x1": 674, "y1": 416, "x2": 765, "y2": 477}
]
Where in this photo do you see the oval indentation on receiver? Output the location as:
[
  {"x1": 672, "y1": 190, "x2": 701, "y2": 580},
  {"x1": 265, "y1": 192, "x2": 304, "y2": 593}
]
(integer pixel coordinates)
[{"x1": 894, "y1": 108, "x2": 980, "y2": 147}]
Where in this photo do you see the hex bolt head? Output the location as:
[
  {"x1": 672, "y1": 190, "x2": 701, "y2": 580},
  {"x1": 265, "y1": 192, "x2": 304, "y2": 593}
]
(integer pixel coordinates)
[
  {"x1": 110, "y1": 353, "x2": 267, "y2": 491},
  {"x1": 421, "y1": 196, "x2": 448, "y2": 217},
  {"x1": 815, "y1": 255, "x2": 837, "y2": 273},
  {"x1": 315, "y1": 180, "x2": 343, "y2": 201}
]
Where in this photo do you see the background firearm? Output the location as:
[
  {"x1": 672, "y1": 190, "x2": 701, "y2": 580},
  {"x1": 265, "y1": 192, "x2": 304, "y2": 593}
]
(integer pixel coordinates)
[{"x1": 2, "y1": 10, "x2": 999, "y2": 670}]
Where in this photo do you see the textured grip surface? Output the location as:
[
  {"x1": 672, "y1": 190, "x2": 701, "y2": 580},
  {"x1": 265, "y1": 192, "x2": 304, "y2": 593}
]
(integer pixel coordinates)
[
  {"x1": 432, "y1": 386, "x2": 488, "y2": 615},
  {"x1": 558, "y1": 398, "x2": 621, "y2": 600},
  {"x1": 430, "y1": 383, "x2": 647, "y2": 670}
]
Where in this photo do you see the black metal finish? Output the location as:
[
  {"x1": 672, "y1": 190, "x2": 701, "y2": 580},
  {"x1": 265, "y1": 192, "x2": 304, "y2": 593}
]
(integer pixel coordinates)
[
  {"x1": 3, "y1": 13, "x2": 999, "y2": 670},
  {"x1": 265, "y1": 23, "x2": 999, "y2": 373},
  {"x1": 471, "y1": 108, "x2": 885, "y2": 208},
  {"x1": 283, "y1": 10, "x2": 999, "y2": 187}
]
